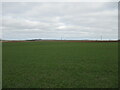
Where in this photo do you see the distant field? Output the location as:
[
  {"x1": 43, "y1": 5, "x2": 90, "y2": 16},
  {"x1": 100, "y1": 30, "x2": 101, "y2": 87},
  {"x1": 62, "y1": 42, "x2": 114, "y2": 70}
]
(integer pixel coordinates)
[{"x1": 2, "y1": 41, "x2": 118, "y2": 88}]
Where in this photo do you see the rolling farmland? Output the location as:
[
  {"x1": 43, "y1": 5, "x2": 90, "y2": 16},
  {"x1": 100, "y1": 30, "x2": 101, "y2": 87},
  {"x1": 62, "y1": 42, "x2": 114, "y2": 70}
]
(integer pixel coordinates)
[{"x1": 2, "y1": 41, "x2": 118, "y2": 88}]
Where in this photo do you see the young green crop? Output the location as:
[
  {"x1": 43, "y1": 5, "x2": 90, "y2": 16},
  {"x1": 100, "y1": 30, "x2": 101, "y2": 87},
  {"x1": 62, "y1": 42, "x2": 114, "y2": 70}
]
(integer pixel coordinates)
[{"x1": 2, "y1": 41, "x2": 118, "y2": 88}]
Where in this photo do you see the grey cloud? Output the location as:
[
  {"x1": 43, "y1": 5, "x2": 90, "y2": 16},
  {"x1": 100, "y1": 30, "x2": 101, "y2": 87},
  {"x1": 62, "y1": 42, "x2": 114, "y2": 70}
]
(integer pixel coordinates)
[{"x1": 2, "y1": 2, "x2": 118, "y2": 40}]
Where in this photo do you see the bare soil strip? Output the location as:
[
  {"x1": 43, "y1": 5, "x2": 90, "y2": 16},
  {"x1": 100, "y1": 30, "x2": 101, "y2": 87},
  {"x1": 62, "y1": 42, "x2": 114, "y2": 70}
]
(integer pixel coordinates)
[{"x1": 1, "y1": 40, "x2": 118, "y2": 43}]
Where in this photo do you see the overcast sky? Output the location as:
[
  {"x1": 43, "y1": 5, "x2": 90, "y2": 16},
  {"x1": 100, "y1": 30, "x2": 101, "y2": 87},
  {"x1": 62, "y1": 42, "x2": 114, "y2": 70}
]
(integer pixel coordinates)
[{"x1": 1, "y1": 2, "x2": 118, "y2": 40}]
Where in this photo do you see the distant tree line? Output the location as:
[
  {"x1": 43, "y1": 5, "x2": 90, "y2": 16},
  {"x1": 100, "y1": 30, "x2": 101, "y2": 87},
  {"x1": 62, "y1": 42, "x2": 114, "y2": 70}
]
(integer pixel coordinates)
[{"x1": 26, "y1": 39, "x2": 42, "y2": 41}]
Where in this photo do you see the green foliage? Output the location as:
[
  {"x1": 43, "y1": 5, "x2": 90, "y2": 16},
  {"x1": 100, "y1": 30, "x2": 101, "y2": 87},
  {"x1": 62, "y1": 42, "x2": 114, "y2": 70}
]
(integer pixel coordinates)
[{"x1": 2, "y1": 41, "x2": 118, "y2": 88}]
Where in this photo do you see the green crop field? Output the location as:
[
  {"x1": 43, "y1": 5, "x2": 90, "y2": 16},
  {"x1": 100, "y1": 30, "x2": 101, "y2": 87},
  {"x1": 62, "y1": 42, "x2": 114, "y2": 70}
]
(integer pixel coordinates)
[{"x1": 2, "y1": 41, "x2": 118, "y2": 88}]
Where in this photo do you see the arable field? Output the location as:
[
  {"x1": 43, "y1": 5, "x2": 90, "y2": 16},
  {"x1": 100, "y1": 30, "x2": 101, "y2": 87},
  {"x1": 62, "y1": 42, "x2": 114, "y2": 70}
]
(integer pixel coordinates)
[{"x1": 2, "y1": 41, "x2": 118, "y2": 88}]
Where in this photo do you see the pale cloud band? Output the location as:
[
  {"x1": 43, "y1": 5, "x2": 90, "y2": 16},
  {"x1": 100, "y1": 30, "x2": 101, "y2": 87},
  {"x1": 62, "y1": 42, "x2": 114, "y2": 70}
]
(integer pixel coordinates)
[
  {"x1": 1, "y1": 0, "x2": 119, "y2": 2},
  {"x1": 1, "y1": 2, "x2": 118, "y2": 40}
]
